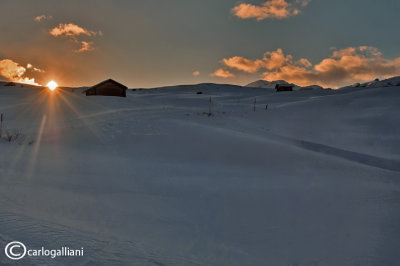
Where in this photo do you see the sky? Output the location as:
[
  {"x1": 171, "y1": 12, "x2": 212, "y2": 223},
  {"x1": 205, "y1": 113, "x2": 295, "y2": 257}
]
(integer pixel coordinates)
[{"x1": 1, "y1": 0, "x2": 400, "y2": 88}]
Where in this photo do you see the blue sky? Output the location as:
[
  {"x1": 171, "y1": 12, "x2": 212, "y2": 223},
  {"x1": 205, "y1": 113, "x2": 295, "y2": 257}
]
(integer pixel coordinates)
[{"x1": 0, "y1": 0, "x2": 400, "y2": 88}]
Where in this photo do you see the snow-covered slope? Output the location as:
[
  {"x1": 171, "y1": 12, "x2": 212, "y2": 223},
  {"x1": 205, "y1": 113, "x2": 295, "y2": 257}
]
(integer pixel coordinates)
[
  {"x1": 341, "y1": 76, "x2": 400, "y2": 89},
  {"x1": 0, "y1": 83, "x2": 400, "y2": 265}
]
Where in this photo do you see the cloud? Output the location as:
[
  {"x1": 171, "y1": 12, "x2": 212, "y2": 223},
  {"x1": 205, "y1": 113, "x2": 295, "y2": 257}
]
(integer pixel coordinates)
[
  {"x1": 75, "y1": 41, "x2": 94, "y2": 53},
  {"x1": 27, "y1": 63, "x2": 45, "y2": 73},
  {"x1": 49, "y1": 23, "x2": 100, "y2": 37},
  {"x1": 297, "y1": 0, "x2": 312, "y2": 7},
  {"x1": 222, "y1": 56, "x2": 263, "y2": 73},
  {"x1": 216, "y1": 46, "x2": 400, "y2": 87},
  {"x1": 297, "y1": 58, "x2": 312, "y2": 68},
  {"x1": 0, "y1": 59, "x2": 40, "y2": 85},
  {"x1": 34, "y1": 14, "x2": 52, "y2": 22},
  {"x1": 210, "y1": 68, "x2": 235, "y2": 78},
  {"x1": 49, "y1": 23, "x2": 102, "y2": 53},
  {"x1": 193, "y1": 71, "x2": 200, "y2": 76},
  {"x1": 221, "y1": 48, "x2": 293, "y2": 73},
  {"x1": 232, "y1": 0, "x2": 311, "y2": 21}
]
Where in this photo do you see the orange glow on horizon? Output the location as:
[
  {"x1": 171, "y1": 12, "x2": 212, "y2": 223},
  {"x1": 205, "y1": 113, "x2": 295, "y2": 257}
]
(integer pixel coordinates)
[{"x1": 46, "y1": 80, "x2": 58, "y2": 91}]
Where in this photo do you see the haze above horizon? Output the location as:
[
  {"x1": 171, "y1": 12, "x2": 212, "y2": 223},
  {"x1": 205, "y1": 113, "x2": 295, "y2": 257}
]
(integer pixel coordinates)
[{"x1": 1, "y1": 0, "x2": 400, "y2": 88}]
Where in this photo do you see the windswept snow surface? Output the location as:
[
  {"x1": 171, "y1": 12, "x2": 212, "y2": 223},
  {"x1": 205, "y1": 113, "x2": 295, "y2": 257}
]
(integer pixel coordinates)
[{"x1": 0, "y1": 83, "x2": 400, "y2": 265}]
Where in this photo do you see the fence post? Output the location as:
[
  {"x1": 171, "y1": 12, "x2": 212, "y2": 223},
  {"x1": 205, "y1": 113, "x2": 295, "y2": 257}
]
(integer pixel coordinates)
[
  {"x1": 0, "y1": 113, "x2": 3, "y2": 139},
  {"x1": 254, "y1": 97, "x2": 257, "y2": 112},
  {"x1": 208, "y1": 97, "x2": 212, "y2": 116}
]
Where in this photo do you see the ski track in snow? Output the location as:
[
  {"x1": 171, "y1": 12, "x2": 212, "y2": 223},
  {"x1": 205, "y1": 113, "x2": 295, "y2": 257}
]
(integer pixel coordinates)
[
  {"x1": 175, "y1": 118, "x2": 400, "y2": 173},
  {"x1": 283, "y1": 135, "x2": 400, "y2": 172}
]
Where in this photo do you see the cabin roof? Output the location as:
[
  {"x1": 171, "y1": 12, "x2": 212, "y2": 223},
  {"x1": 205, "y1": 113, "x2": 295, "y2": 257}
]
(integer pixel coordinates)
[{"x1": 84, "y1": 79, "x2": 128, "y2": 93}]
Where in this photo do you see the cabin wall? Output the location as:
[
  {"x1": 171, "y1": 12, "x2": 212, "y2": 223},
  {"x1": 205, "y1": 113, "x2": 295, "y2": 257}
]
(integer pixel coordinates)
[
  {"x1": 96, "y1": 86, "x2": 125, "y2": 96},
  {"x1": 276, "y1": 87, "x2": 293, "y2": 92},
  {"x1": 86, "y1": 83, "x2": 127, "y2": 97}
]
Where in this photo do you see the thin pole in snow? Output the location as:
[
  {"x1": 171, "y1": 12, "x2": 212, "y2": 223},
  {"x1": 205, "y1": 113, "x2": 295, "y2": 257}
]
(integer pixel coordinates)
[
  {"x1": 208, "y1": 97, "x2": 212, "y2": 116},
  {"x1": 0, "y1": 113, "x2": 3, "y2": 139},
  {"x1": 253, "y1": 97, "x2": 257, "y2": 112}
]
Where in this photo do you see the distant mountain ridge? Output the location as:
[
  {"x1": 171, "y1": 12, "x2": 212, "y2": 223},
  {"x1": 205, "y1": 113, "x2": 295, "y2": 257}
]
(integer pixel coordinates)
[
  {"x1": 246, "y1": 80, "x2": 324, "y2": 91},
  {"x1": 340, "y1": 76, "x2": 400, "y2": 89},
  {"x1": 246, "y1": 80, "x2": 292, "y2": 89},
  {"x1": 246, "y1": 76, "x2": 400, "y2": 91}
]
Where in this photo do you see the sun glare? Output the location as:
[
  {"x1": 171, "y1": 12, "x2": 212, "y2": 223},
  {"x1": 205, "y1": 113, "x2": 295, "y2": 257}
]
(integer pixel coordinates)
[{"x1": 47, "y1": 80, "x2": 58, "y2": 91}]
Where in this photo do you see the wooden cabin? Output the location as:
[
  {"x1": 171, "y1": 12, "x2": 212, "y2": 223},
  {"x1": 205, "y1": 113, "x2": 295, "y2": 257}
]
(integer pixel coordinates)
[
  {"x1": 84, "y1": 79, "x2": 127, "y2": 97},
  {"x1": 275, "y1": 84, "x2": 294, "y2": 92}
]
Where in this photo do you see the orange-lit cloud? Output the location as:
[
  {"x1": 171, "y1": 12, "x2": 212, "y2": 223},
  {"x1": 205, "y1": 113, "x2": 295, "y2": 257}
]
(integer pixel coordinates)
[
  {"x1": 49, "y1": 23, "x2": 100, "y2": 37},
  {"x1": 221, "y1": 48, "x2": 293, "y2": 72},
  {"x1": 222, "y1": 56, "x2": 263, "y2": 73},
  {"x1": 211, "y1": 68, "x2": 235, "y2": 78},
  {"x1": 193, "y1": 71, "x2": 200, "y2": 76},
  {"x1": 75, "y1": 41, "x2": 94, "y2": 53},
  {"x1": 27, "y1": 63, "x2": 45, "y2": 73},
  {"x1": 217, "y1": 46, "x2": 400, "y2": 87},
  {"x1": 0, "y1": 59, "x2": 40, "y2": 85},
  {"x1": 34, "y1": 14, "x2": 52, "y2": 22},
  {"x1": 49, "y1": 23, "x2": 102, "y2": 53},
  {"x1": 232, "y1": 0, "x2": 311, "y2": 21}
]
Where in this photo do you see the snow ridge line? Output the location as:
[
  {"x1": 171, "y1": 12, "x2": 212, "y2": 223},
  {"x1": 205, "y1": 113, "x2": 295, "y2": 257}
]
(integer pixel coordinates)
[{"x1": 274, "y1": 134, "x2": 400, "y2": 173}]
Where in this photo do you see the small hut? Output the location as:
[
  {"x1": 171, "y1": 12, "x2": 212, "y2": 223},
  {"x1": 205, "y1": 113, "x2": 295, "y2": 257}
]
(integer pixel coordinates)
[
  {"x1": 275, "y1": 84, "x2": 293, "y2": 92},
  {"x1": 4, "y1": 82, "x2": 16, "y2": 86},
  {"x1": 84, "y1": 79, "x2": 128, "y2": 97}
]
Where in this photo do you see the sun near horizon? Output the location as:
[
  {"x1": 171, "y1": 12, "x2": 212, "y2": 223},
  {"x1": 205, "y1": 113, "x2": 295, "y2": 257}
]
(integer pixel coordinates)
[{"x1": 46, "y1": 80, "x2": 58, "y2": 91}]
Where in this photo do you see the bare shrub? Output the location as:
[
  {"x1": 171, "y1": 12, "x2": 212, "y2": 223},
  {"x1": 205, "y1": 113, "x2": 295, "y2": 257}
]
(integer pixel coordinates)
[{"x1": 3, "y1": 129, "x2": 24, "y2": 143}]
